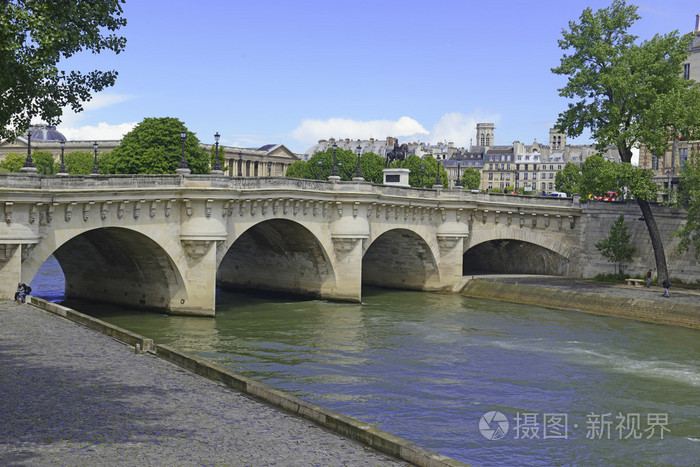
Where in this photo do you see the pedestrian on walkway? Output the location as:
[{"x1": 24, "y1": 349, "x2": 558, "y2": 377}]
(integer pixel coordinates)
[
  {"x1": 646, "y1": 269, "x2": 652, "y2": 287},
  {"x1": 662, "y1": 278, "x2": 671, "y2": 298}
]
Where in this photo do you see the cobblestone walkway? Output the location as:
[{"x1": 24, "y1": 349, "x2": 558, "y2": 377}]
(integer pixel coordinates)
[{"x1": 0, "y1": 302, "x2": 405, "y2": 466}]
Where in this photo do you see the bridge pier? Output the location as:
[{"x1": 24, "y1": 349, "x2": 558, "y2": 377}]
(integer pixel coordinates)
[{"x1": 0, "y1": 244, "x2": 23, "y2": 300}]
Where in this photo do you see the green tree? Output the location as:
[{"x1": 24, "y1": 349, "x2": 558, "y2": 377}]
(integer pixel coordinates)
[
  {"x1": 551, "y1": 0, "x2": 697, "y2": 282},
  {"x1": 285, "y1": 160, "x2": 309, "y2": 178},
  {"x1": 555, "y1": 162, "x2": 581, "y2": 196},
  {"x1": 31, "y1": 150, "x2": 56, "y2": 175},
  {"x1": 595, "y1": 214, "x2": 635, "y2": 275},
  {"x1": 104, "y1": 117, "x2": 210, "y2": 174},
  {"x1": 673, "y1": 157, "x2": 700, "y2": 259},
  {"x1": 0, "y1": 1, "x2": 127, "y2": 139},
  {"x1": 461, "y1": 167, "x2": 481, "y2": 190},
  {"x1": 65, "y1": 151, "x2": 95, "y2": 175},
  {"x1": 359, "y1": 152, "x2": 386, "y2": 184},
  {"x1": 0, "y1": 152, "x2": 25, "y2": 172}
]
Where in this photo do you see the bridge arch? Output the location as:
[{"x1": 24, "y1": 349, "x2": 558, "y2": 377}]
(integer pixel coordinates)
[
  {"x1": 464, "y1": 236, "x2": 570, "y2": 276},
  {"x1": 26, "y1": 227, "x2": 185, "y2": 309},
  {"x1": 362, "y1": 228, "x2": 439, "y2": 290},
  {"x1": 217, "y1": 218, "x2": 336, "y2": 298}
]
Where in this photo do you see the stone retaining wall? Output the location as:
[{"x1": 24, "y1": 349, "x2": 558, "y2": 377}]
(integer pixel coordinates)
[{"x1": 462, "y1": 280, "x2": 700, "y2": 330}]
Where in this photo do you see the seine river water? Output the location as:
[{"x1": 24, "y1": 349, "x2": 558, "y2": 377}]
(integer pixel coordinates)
[{"x1": 31, "y1": 256, "x2": 700, "y2": 465}]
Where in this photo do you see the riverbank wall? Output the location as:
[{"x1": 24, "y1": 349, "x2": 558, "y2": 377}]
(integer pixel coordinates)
[
  {"x1": 28, "y1": 296, "x2": 464, "y2": 467},
  {"x1": 461, "y1": 279, "x2": 700, "y2": 331}
]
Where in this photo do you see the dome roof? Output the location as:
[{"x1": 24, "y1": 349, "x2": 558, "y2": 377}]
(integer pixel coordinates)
[{"x1": 28, "y1": 125, "x2": 66, "y2": 142}]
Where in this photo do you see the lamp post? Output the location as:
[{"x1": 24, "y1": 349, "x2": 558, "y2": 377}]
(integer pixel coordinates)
[
  {"x1": 212, "y1": 132, "x2": 223, "y2": 174},
  {"x1": 21, "y1": 129, "x2": 37, "y2": 172},
  {"x1": 421, "y1": 162, "x2": 425, "y2": 187},
  {"x1": 176, "y1": 129, "x2": 190, "y2": 174},
  {"x1": 354, "y1": 144, "x2": 363, "y2": 180},
  {"x1": 91, "y1": 141, "x2": 100, "y2": 174},
  {"x1": 331, "y1": 142, "x2": 339, "y2": 178},
  {"x1": 434, "y1": 160, "x2": 442, "y2": 188},
  {"x1": 58, "y1": 140, "x2": 67, "y2": 175},
  {"x1": 455, "y1": 162, "x2": 462, "y2": 187},
  {"x1": 318, "y1": 160, "x2": 323, "y2": 180},
  {"x1": 238, "y1": 152, "x2": 243, "y2": 176}
]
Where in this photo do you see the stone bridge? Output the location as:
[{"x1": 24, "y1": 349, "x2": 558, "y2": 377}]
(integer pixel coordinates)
[{"x1": 0, "y1": 174, "x2": 585, "y2": 316}]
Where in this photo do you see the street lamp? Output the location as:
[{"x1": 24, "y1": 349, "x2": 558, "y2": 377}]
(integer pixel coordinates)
[
  {"x1": 318, "y1": 159, "x2": 323, "y2": 180},
  {"x1": 238, "y1": 152, "x2": 243, "y2": 176},
  {"x1": 331, "y1": 142, "x2": 339, "y2": 177},
  {"x1": 58, "y1": 140, "x2": 67, "y2": 175},
  {"x1": 23, "y1": 129, "x2": 35, "y2": 168},
  {"x1": 455, "y1": 162, "x2": 462, "y2": 187},
  {"x1": 212, "y1": 132, "x2": 222, "y2": 172},
  {"x1": 421, "y1": 162, "x2": 425, "y2": 187},
  {"x1": 178, "y1": 130, "x2": 189, "y2": 170},
  {"x1": 91, "y1": 141, "x2": 99, "y2": 174},
  {"x1": 435, "y1": 160, "x2": 442, "y2": 187},
  {"x1": 355, "y1": 145, "x2": 363, "y2": 180}
]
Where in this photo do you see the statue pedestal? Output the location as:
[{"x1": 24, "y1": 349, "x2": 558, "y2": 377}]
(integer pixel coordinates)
[{"x1": 382, "y1": 168, "x2": 410, "y2": 187}]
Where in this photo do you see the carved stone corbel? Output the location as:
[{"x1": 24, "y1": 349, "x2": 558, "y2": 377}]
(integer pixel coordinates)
[
  {"x1": 569, "y1": 215, "x2": 575, "y2": 229},
  {"x1": 101, "y1": 201, "x2": 111, "y2": 220},
  {"x1": 181, "y1": 239, "x2": 214, "y2": 259},
  {"x1": 336, "y1": 202, "x2": 343, "y2": 217},
  {"x1": 494, "y1": 210, "x2": 500, "y2": 224},
  {"x1": 544, "y1": 214, "x2": 550, "y2": 228},
  {"x1": 482, "y1": 210, "x2": 488, "y2": 224},
  {"x1": 456, "y1": 208, "x2": 464, "y2": 222},
  {"x1": 183, "y1": 199, "x2": 193, "y2": 216},
  {"x1": 204, "y1": 199, "x2": 213, "y2": 218},
  {"x1": 65, "y1": 202, "x2": 76, "y2": 222},
  {"x1": 303, "y1": 200, "x2": 311, "y2": 216},
  {"x1": 151, "y1": 199, "x2": 160, "y2": 218},
  {"x1": 507, "y1": 211, "x2": 513, "y2": 226},
  {"x1": 293, "y1": 200, "x2": 300, "y2": 216},
  {"x1": 4, "y1": 202, "x2": 12, "y2": 224},
  {"x1": 47, "y1": 202, "x2": 58, "y2": 223},
  {"x1": 353, "y1": 202, "x2": 359, "y2": 218},
  {"x1": 557, "y1": 214, "x2": 563, "y2": 230},
  {"x1": 531, "y1": 213, "x2": 537, "y2": 228},
  {"x1": 165, "y1": 199, "x2": 175, "y2": 217},
  {"x1": 272, "y1": 199, "x2": 279, "y2": 216},
  {"x1": 519, "y1": 213, "x2": 525, "y2": 228},
  {"x1": 133, "y1": 199, "x2": 145, "y2": 219},
  {"x1": 251, "y1": 199, "x2": 259, "y2": 216},
  {"x1": 117, "y1": 201, "x2": 127, "y2": 219},
  {"x1": 83, "y1": 202, "x2": 94, "y2": 221}
]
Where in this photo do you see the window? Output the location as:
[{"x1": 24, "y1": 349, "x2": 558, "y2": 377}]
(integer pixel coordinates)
[
  {"x1": 500, "y1": 182, "x2": 504, "y2": 188},
  {"x1": 488, "y1": 173, "x2": 493, "y2": 180},
  {"x1": 542, "y1": 182, "x2": 546, "y2": 190},
  {"x1": 488, "y1": 182, "x2": 493, "y2": 189},
  {"x1": 684, "y1": 63, "x2": 691, "y2": 80},
  {"x1": 549, "y1": 182, "x2": 554, "y2": 190},
  {"x1": 524, "y1": 173, "x2": 528, "y2": 180},
  {"x1": 550, "y1": 165, "x2": 554, "y2": 170},
  {"x1": 549, "y1": 173, "x2": 554, "y2": 179},
  {"x1": 652, "y1": 155, "x2": 659, "y2": 171},
  {"x1": 506, "y1": 173, "x2": 511, "y2": 180},
  {"x1": 680, "y1": 148, "x2": 688, "y2": 169},
  {"x1": 500, "y1": 173, "x2": 504, "y2": 180},
  {"x1": 558, "y1": 165, "x2": 562, "y2": 170},
  {"x1": 533, "y1": 173, "x2": 537, "y2": 179}
]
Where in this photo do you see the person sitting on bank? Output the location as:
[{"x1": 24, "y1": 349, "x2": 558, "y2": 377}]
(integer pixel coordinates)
[{"x1": 14, "y1": 283, "x2": 31, "y2": 304}]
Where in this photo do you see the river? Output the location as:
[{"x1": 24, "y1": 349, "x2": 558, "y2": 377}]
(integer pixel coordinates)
[{"x1": 31, "y1": 256, "x2": 700, "y2": 465}]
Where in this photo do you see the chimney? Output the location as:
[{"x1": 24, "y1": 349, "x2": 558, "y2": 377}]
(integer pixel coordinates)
[{"x1": 696, "y1": 14, "x2": 700, "y2": 32}]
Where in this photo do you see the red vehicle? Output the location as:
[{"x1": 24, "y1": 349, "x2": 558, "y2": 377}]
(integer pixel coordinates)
[{"x1": 597, "y1": 191, "x2": 618, "y2": 201}]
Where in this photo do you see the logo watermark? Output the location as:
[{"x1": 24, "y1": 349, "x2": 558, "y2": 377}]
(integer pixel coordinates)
[
  {"x1": 479, "y1": 411, "x2": 670, "y2": 440},
  {"x1": 479, "y1": 411, "x2": 510, "y2": 440}
]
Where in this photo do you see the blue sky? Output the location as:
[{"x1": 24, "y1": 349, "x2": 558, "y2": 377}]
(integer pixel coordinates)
[{"x1": 57, "y1": 0, "x2": 699, "y2": 154}]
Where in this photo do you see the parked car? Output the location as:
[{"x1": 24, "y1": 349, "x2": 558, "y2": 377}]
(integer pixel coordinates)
[
  {"x1": 599, "y1": 191, "x2": 618, "y2": 201},
  {"x1": 548, "y1": 191, "x2": 568, "y2": 198}
]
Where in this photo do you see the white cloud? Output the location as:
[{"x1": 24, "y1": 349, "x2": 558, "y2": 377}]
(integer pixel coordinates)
[
  {"x1": 54, "y1": 93, "x2": 136, "y2": 141},
  {"x1": 291, "y1": 116, "x2": 429, "y2": 146},
  {"x1": 430, "y1": 111, "x2": 501, "y2": 148},
  {"x1": 59, "y1": 121, "x2": 137, "y2": 141}
]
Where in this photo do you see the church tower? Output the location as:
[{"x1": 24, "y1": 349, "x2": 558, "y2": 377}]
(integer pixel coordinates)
[
  {"x1": 476, "y1": 123, "x2": 494, "y2": 147},
  {"x1": 549, "y1": 128, "x2": 567, "y2": 149}
]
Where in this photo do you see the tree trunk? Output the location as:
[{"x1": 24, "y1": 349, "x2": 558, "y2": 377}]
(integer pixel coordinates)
[{"x1": 637, "y1": 199, "x2": 669, "y2": 283}]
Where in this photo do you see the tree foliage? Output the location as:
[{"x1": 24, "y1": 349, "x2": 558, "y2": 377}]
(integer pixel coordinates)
[
  {"x1": 595, "y1": 214, "x2": 635, "y2": 275},
  {"x1": 0, "y1": 0, "x2": 127, "y2": 139},
  {"x1": 673, "y1": 157, "x2": 700, "y2": 258},
  {"x1": 554, "y1": 162, "x2": 581, "y2": 196},
  {"x1": 579, "y1": 154, "x2": 657, "y2": 201},
  {"x1": 103, "y1": 117, "x2": 210, "y2": 174},
  {"x1": 551, "y1": 0, "x2": 695, "y2": 282},
  {"x1": 30, "y1": 150, "x2": 56, "y2": 175},
  {"x1": 0, "y1": 152, "x2": 25, "y2": 172},
  {"x1": 64, "y1": 151, "x2": 95, "y2": 174},
  {"x1": 461, "y1": 167, "x2": 481, "y2": 190}
]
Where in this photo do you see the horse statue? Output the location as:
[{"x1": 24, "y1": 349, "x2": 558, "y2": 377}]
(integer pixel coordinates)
[{"x1": 385, "y1": 142, "x2": 409, "y2": 167}]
